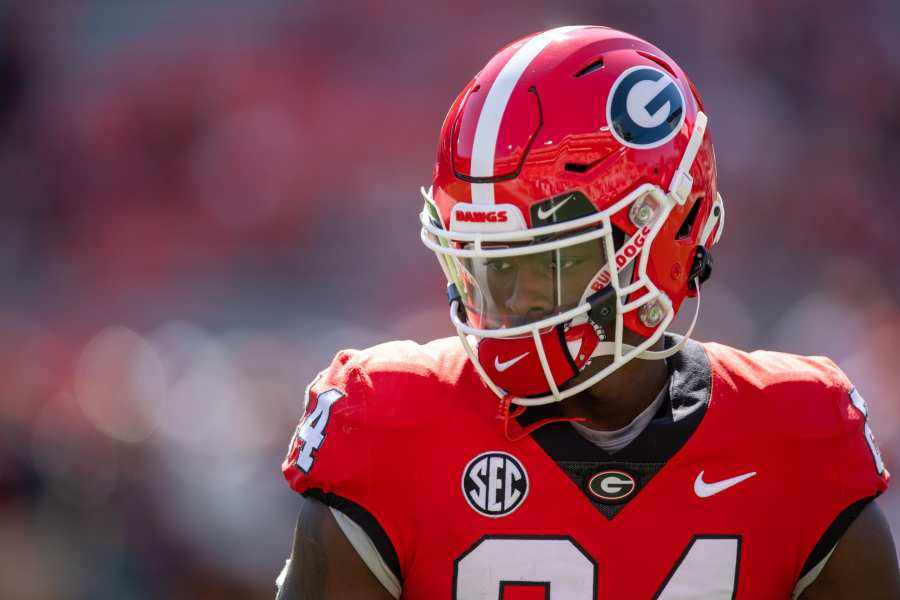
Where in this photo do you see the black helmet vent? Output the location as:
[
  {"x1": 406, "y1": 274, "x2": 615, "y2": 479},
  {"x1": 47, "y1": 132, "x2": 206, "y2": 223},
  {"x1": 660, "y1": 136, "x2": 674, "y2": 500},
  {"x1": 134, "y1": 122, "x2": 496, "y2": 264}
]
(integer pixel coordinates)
[
  {"x1": 574, "y1": 57, "x2": 605, "y2": 78},
  {"x1": 676, "y1": 197, "x2": 704, "y2": 240}
]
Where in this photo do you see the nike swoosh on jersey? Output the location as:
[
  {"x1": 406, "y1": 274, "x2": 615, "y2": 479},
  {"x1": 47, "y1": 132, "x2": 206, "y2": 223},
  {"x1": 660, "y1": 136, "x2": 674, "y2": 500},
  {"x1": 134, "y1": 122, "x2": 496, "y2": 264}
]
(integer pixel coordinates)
[
  {"x1": 494, "y1": 352, "x2": 530, "y2": 372},
  {"x1": 694, "y1": 470, "x2": 757, "y2": 498},
  {"x1": 536, "y1": 194, "x2": 574, "y2": 220}
]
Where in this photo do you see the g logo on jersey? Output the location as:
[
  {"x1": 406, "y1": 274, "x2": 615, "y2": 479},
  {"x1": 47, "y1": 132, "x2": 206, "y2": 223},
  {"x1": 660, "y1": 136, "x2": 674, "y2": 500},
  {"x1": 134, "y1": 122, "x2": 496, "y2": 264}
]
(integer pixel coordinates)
[
  {"x1": 586, "y1": 469, "x2": 637, "y2": 503},
  {"x1": 607, "y1": 66, "x2": 685, "y2": 149},
  {"x1": 462, "y1": 451, "x2": 529, "y2": 518}
]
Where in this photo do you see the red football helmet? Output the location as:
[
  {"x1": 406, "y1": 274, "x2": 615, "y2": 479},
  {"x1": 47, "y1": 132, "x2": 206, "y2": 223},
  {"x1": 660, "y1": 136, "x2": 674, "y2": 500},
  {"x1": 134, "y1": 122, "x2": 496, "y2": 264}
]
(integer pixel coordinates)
[{"x1": 420, "y1": 26, "x2": 724, "y2": 406}]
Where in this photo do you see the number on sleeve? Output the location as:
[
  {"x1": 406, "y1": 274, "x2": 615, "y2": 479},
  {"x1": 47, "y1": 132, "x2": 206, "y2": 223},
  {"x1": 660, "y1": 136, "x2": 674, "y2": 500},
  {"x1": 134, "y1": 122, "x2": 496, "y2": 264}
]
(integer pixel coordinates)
[
  {"x1": 849, "y1": 388, "x2": 886, "y2": 475},
  {"x1": 294, "y1": 388, "x2": 344, "y2": 473}
]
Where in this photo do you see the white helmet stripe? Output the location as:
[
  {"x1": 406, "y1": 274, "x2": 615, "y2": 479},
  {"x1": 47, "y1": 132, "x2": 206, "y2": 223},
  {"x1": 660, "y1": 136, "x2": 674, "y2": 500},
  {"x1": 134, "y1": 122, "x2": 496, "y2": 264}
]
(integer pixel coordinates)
[{"x1": 470, "y1": 26, "x2": 585, "y2": 205}]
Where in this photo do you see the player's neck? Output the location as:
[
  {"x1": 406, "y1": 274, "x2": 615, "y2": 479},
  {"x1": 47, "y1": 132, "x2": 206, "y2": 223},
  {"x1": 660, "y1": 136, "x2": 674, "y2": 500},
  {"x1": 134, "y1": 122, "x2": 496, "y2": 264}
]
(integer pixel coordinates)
[{"x1": 559, "y1": 341, "x2": 670, "y2": 431}]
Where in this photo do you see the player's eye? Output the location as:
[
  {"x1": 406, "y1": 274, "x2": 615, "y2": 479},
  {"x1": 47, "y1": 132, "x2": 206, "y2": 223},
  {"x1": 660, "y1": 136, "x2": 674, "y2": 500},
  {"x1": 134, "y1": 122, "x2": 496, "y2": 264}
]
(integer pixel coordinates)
[
  {"x1": 485, "y1": 260, "x2": 514, "y2": 273},
  {"x1": 551, "y1": 257, "x2": 584, "y2": 271}
]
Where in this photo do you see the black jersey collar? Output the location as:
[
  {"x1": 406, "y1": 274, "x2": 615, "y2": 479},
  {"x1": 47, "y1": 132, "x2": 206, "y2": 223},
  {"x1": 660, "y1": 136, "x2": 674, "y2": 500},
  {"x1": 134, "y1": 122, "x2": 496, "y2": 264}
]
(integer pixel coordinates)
[{"x1": 516, "y1": 335, "x2": 712, "y2": 464}]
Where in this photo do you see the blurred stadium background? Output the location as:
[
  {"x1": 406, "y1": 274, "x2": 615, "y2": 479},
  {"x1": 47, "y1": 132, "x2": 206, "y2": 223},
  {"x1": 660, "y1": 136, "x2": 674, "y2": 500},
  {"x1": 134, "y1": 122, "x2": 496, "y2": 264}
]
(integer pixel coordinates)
[{"x1": 0, "y1": 1, "x2": 897, "y2": 598}]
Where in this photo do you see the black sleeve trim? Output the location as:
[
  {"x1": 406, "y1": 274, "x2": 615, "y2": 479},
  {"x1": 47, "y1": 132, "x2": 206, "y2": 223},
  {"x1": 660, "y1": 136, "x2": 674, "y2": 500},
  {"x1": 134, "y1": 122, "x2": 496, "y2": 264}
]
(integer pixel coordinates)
[
  {"x1": 302, "y1": 488, "x2": 403, "y2": 584},
  {"x1": 798, "y1": 494, "x2": 878, "y2": 580}
]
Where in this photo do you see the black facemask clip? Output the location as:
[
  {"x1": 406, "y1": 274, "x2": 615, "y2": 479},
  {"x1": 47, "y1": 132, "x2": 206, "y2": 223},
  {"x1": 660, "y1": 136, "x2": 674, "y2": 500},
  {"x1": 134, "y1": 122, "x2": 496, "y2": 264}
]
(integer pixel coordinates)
[
  {"x1": 447, "y1": 283, "x2": 468, "y2": 323},
  {"x1": 688, "y1": 246, "x2": 713, "y2": 290}
]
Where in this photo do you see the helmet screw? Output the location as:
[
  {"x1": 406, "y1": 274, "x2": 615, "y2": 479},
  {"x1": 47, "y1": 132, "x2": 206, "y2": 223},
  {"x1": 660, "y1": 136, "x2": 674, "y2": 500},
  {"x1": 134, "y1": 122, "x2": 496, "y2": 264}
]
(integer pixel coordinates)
[
  {"x1": 629, "y1": 196, "x2": 658, "y2": 227},
  {"x1": 639, "y1": 300, "x2": 665, "y2": 328}
]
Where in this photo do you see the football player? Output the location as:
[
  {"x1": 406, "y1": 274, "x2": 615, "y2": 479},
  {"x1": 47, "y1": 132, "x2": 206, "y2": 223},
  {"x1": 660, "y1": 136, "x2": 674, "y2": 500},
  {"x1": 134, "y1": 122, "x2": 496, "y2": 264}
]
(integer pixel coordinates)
[{"x1": 278, "y1": 26, "x2": 898, "y2": 599}]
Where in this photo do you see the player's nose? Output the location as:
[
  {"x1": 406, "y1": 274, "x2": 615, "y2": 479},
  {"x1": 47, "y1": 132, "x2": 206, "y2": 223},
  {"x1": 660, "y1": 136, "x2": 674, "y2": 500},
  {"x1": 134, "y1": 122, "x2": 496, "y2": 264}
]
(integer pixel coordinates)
[{"x1": 504, "y1": 264, "x2": 554, "y2": 319}]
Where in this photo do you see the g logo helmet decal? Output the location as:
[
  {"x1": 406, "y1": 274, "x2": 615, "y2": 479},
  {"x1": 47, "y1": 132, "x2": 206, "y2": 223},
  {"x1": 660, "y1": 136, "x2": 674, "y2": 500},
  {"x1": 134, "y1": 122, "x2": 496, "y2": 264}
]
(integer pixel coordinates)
[{"x1": 607, "y1": 66, "x2": 686, "y2": 149}]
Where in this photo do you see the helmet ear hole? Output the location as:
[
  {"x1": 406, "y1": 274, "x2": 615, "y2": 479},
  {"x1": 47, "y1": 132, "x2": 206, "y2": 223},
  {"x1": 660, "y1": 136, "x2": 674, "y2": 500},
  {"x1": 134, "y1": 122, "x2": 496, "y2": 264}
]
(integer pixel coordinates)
[
  {"x1": 676, "y1": 197, "x2": 704, "y2": 240},
  {"x1": 687, "y1": 246, "x2": 713, "y2": 291}
]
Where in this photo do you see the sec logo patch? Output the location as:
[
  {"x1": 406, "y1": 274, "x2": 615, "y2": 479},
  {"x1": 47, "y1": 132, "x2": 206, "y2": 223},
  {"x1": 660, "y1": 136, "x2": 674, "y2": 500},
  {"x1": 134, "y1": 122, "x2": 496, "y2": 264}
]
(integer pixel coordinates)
[
  {"x1": 606, "y1": 66, "x2": 685, "y2": 149},
  {"x1": 462, "y1": 451, "x2": 528, "y2": 518}
]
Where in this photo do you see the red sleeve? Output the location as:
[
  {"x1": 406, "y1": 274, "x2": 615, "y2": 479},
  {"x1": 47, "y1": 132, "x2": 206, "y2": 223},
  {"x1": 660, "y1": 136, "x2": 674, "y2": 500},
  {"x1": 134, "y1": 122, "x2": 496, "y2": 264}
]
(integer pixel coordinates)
[
  {"x1": 280, "y1": 346, "x2": 433, "y2": 582},
  {"x1": 793, "y1": 361, "x2": 890, "y2": 580},
  {"x1": 819, "y1": 363, "x2": 889, "y2": 502},
  {"x1": 282, "y1": 349, "x2": 377, "y2": 496}
]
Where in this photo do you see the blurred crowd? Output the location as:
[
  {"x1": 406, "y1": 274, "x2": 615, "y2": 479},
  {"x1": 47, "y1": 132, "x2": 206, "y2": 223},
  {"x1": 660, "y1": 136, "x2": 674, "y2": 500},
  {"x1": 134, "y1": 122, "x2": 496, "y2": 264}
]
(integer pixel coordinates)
[{"x1": 0, "y1": 1, "x2": 897, "y2": 598}]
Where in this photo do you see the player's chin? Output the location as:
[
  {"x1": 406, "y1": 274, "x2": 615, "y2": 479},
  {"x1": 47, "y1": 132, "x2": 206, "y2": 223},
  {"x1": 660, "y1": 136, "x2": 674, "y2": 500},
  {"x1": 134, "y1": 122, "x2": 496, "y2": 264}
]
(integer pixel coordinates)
[{"x1": 563, "y1": 354, "x2": 615, "y2": 389}]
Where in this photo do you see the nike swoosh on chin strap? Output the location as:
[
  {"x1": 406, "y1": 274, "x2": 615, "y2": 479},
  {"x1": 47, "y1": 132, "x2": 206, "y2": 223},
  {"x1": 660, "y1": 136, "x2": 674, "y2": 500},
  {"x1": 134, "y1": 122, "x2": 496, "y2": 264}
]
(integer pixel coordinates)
[
  {"x1": 536, "y1": 194, "x2": 574, "y2": 220},
  {"x1": 494, "y1": 352, "x2": 530, "y2": 372},
  {"x1": 694, "y1": 471, "x2": 757, "y2": 498}
]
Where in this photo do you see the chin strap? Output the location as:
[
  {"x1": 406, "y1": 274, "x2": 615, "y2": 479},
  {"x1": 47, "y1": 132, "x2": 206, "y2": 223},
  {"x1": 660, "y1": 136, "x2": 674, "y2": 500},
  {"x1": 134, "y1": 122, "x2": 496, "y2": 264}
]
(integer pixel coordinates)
[
  {"x1": 498, "y1": 394, "x2": 586, "y2": 443},
  {"x1": 490, "y1": 281, "x2": 702, "y2": 441}
]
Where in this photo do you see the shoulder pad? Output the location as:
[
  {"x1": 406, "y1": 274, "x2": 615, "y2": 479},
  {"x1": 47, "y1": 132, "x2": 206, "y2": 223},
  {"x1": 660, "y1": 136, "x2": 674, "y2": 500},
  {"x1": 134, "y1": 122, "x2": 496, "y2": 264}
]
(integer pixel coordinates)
[
  {"x1": 282, "y1": 337, "x2": 473, "y2": 493},
  {"x1": 704, "y1": 341, "x2": 888, "y2": 489}
]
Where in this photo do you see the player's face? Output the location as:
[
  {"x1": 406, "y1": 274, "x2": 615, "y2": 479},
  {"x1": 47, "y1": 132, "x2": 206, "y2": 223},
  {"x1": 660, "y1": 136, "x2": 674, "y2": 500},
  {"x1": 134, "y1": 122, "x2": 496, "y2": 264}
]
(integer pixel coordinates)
[{"x1": 457, "y1": 238, "x2": 605, "y2": 329}]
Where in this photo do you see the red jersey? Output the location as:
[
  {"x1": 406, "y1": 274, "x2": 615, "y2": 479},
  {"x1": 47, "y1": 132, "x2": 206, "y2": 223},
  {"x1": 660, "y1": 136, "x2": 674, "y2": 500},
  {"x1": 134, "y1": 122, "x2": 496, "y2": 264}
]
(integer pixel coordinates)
[{"x1": 282, "y1": 337, "x2": 889, "y2": 599}]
